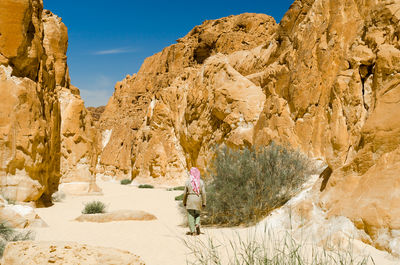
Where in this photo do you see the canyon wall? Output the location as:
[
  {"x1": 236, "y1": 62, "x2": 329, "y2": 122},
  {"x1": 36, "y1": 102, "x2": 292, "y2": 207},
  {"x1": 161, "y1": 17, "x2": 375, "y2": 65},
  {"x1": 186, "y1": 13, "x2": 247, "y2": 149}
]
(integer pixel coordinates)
[
  {"x1": 250, "y1": 0, "x2": 400, "y2": 254},
  {"x1": 99, "y1": 0, "x2": 400, "y2": 253},
  {"x1": 42, "y1": 12, "x2": 100, "y2": 195},
  {"x1": 97, "y1": 13, "x2": 278, "y2": 182},
  {"x1": 0, "y1": 0, "x2": 98, "y2": 203},
  {"x1": 1, "y1": 0, "x2": 399, "y2": 254},
  {"x1": 0, "y1": 0, "x2": 61, "y2": 204}
]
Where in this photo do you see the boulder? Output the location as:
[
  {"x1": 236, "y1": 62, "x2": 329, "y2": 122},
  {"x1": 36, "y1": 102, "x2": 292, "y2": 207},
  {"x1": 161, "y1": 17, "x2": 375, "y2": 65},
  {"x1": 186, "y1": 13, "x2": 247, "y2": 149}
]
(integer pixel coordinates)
[
  {"x1": 1, "y1": 241, "x2": 144, "y2": 265},
  {"x1": 75, "y1": 210, "x2": 157, "y2": 223}
]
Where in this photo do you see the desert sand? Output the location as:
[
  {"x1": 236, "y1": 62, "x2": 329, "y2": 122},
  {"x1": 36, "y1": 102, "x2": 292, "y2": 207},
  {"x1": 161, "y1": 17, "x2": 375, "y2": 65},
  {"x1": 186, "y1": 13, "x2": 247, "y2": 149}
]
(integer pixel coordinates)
[
  {"x1": 34, "y1": 180, "x2": 188, "y2": 265},
  {"x1": 31, "y1": 179, "x2": 399, "y2": 265}
]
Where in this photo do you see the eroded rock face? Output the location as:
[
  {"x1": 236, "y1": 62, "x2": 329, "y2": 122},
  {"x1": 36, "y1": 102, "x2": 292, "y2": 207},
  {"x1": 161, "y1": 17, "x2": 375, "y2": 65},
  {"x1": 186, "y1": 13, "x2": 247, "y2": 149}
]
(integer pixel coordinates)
[
  {"x1": 87, "y1": 106, "x2": 106, "y2": 123},
  {"x1": 42, "y1": 11, "x2": 100, "y2": 196},
  {"x1": 0, "y1": 0, "x2": 61, "y2": 204},
  {"x1": 248, "y1": 0, "x2": 400, "y2": 254},
  {"x1": 1, "y1": 241, "x2": 145, "y2": 265},
  {"x1": 98, "y1": 13, "x2": 277, "y2": 181},
  {"x1": 99, "y1": 1, "x2": 400, "y2": 254},
  {"x1": 0, "y1": 1, "x2": 99, "y2": 202},
  {"x1": 57, "y1": 88, "x2": 101, "y2": 195}
]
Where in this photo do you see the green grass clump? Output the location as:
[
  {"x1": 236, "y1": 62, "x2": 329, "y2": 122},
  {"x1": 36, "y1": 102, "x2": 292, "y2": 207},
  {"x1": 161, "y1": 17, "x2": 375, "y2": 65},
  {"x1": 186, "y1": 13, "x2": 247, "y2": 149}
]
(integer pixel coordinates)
[
  {"x1": 183, "y1": 230, "x2": 372, "y2": 265},
  {"x1": 0, "y1": 222, "x2": 33, "y2": 257},
  {"x1": 167, "y1": 186, "x2": 185, "y2": 191},
  {"x1": 120, "y1": 179, "x2": 132, "y2": 185},
  {"x1": 82, "y1": 200, "x2": 106, "y2": 214},
  {"x1": 203, "y1": 143, "x2": 312, "y2": 226},
  {"x1": 138, "y1": 184, "x2": 154, "y2": 189},
  {"x1": 175, "y1": 194, "x2": 184, "y2": 201}
]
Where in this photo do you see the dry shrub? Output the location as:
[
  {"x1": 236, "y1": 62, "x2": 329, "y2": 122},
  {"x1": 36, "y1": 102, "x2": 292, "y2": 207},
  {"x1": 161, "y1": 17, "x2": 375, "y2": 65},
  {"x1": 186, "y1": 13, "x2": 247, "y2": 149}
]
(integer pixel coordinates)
[
  {"x1": 203, "y1": 143, "x2": 312, "y2": 226},
  {"x1": 82, "y1": 201, "x2": 106, "y2": 214},
  {"x1": 0, "y1": 222, "x2": 33, "y2": 257}
]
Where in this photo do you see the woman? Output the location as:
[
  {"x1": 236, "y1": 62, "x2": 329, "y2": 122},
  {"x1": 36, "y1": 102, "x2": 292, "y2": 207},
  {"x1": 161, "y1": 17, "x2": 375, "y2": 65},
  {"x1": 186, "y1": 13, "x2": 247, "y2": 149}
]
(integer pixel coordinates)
[{"x1": 183, "y1": 167, "x2": 206, "y2": 236}]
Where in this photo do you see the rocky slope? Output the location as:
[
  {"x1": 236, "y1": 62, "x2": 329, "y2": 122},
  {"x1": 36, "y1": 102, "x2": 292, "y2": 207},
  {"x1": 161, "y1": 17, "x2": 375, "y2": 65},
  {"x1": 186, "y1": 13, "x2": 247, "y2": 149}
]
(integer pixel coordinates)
[
  {"x1": 99, "y1": 0, "x2": 400, "y2": 254},
  {"x1": 251, "y1": 0, "x2": 400, "y2": 255},
  {"x1": 97, "y1": 13, "x2": 278, "y2": 181},
  {"x1": 0, "y1": 0, "x2": 99, "y2": 203}
]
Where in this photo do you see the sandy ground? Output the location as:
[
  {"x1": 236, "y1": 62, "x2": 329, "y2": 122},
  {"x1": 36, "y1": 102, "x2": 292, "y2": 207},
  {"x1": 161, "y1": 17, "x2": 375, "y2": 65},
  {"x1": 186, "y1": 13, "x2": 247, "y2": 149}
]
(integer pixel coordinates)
[
  {"x1": 35, "y1": 180, "x2": 189, "y2": 265},
  {"x1": 34, "y1": 180, "x2": 400, "y2": 265}
]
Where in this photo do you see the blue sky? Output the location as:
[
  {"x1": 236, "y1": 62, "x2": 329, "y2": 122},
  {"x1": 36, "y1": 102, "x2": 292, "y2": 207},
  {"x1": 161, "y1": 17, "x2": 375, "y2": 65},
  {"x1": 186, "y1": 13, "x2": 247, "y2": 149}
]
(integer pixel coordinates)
[{"x1": 44, "y1": 0, "x2": 293, "y2": 107}]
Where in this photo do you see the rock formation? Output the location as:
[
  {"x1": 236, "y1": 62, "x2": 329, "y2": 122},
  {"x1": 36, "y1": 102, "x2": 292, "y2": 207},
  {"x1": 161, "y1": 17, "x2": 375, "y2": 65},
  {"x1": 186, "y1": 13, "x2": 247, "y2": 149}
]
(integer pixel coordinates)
[
  {"x1": 97, "y1": 13, "x2": 278, "y2": 181},
  {"x1": 42, "y1": 10, "x2": 100, "y2": 196},
  {"x1": 1, "y1": 0, "x2": 399, "y2": 256},
  {"x1": 87, "y1": 106, "x2": 106, "y2": 123},
  {"x1": 0, "y1": 195, "x2": 47, "y2": 228},
  {"x1": 0, "y1": 0, "x2": 61, "y2": 204},
  {"x1": 1, "y1": 241, "x2": 144, "y2": 265},
  {"x1": 98, "y1": 0, "x2": 400, "y2": 254},
  {"x1": 0, "y1": 0, "x2": 99, "y2": 203},
  {"x1": 75, "y1": 209, "x2": 157, "y2": 223},
  {"x1": 250, "y1": 0, "x2": 400, "y2": 255}
]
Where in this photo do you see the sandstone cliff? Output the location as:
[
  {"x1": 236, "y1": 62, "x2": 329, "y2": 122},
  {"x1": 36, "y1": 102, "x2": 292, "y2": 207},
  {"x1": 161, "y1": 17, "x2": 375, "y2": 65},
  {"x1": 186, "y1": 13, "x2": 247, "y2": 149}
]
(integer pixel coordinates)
[
  {"x1": 250, "y1": 0, "x2": 400, "y2": 254},
  {"x1": 42, "y1": 10, "x2": 100, "y2": 196},
  {"x1": 0, "y1": 0, "x2": 61, "y2": 204},
  {"x1": 0, "y1": 0, "x2": 99, "y2": 203},
  {"x1": 98, "y1": 13, "x2": 278, "y2": 181},
  {"x1": 99, "y1": 0, "x2": 400, "y2": 254}
]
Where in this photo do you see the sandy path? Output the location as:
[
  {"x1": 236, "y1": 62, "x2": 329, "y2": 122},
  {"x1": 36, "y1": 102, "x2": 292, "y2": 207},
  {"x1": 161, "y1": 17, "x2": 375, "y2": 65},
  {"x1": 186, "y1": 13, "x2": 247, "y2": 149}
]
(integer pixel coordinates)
[
  {"x1": 34, "y1": 180, "x2": 400, "y2": 265},
  {"x1": 35, "y1": 180, "x2": 190, "y2": 265}
]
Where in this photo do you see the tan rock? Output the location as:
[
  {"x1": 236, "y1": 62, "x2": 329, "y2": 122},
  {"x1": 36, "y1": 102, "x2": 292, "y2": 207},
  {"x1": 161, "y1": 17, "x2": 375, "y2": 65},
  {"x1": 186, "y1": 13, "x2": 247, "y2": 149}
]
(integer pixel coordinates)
[
  {"x1": 98, "y1": 13, "x2": 277, "y2": 181},
  {"x1": 1, "y1": 0, "x2": 398, "y2": 256},
  {"x1": 42, "y1": 10, "x2": 69, "y2": 88},
  {"x1": 0, "y1": 2, "x2": 99, "y2": 202},
  {"x1": 57, "y1": 88, "x2": 101, "y2": 195},
  {"x1": 0, "y1": 0, "x2": 43, "y2": 79},
  {"x1": 40, "y1": 10, "x2": 100, "y2": 196},
  {"x1": 1, "y1": 241, "x2": 144, "y2": 265},
  {"x1": 0, "y1": 203, "x2": 47, "y2": 228},
  {"x1": 87, "y1": 106, "x2": 106, "y2": 122},
  {"x1": 250, "y1": 0, "x2": 400, "y2": 254},
  {"x1": 0, "y1": 1, "x2": 60, "y2": 204},
  {"x1": 75, "y1": 209, "x2": 157, "y2": 223},
  {"x1": 97, "y1": 0, "x2": 400, "y2": 255}
]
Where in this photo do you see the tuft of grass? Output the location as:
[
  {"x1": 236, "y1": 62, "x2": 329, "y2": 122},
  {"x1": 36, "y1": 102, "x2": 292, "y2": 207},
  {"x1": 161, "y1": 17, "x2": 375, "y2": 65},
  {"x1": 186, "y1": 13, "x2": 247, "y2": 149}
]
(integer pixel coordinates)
[
  {"x1": 175, "y1": 194, "x2": 184, "y2": 201},
  {"x1": 0, "y1": 222, "x2": 33, "y2": 257},
  {"x1": 167, "y1": 186, "x2": 185, "y2": 191},
  {"x1": 183, "y1": 230, "x2": 373, "y2": 265},
  {"x1": 202, "y1": 143, "x2": 312, "y2": 226},
  {"x1": 82, "y1": 200, "x2": 106, "y2": 214},
  {"x1": 120, "y1": 179, "x2": 132, "y2": 185},
  {"x1": 138, "y1": 184, "x2": 154, "y2": 189}
]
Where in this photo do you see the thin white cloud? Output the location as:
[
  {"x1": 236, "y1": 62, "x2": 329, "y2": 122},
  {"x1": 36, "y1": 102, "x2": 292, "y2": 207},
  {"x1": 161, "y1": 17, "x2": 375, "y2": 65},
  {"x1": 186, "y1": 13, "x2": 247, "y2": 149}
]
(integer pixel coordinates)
[
  {"x1": 93, "y1": 47, "x2": 136, "y2": 55},
  {"x1": 95, "y1": 75, "x2": 114, "y2": 89},
  {"x1": 77, "y1": 74, "x2": 115, "y2": 107},
  {"x1": 80, "y1": 88, "x2": 113, "y2": 107}
]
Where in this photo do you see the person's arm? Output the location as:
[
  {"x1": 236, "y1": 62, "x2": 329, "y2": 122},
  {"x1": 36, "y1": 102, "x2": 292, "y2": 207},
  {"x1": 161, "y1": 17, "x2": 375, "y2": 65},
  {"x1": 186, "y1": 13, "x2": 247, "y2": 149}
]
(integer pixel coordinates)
[
  {"x1": 183, "y1": 184, "x2": 188, "y2": 207},
  {"x1": 201, "y1": 181, "x2": 206, "y2": 208}
]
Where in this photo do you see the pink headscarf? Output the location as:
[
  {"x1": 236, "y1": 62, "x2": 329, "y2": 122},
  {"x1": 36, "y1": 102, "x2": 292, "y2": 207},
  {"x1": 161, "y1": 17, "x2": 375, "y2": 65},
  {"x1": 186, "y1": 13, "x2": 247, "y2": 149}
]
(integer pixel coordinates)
[{"x1": 190, "y1": 167, "x2": 201, "y2": 195}]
